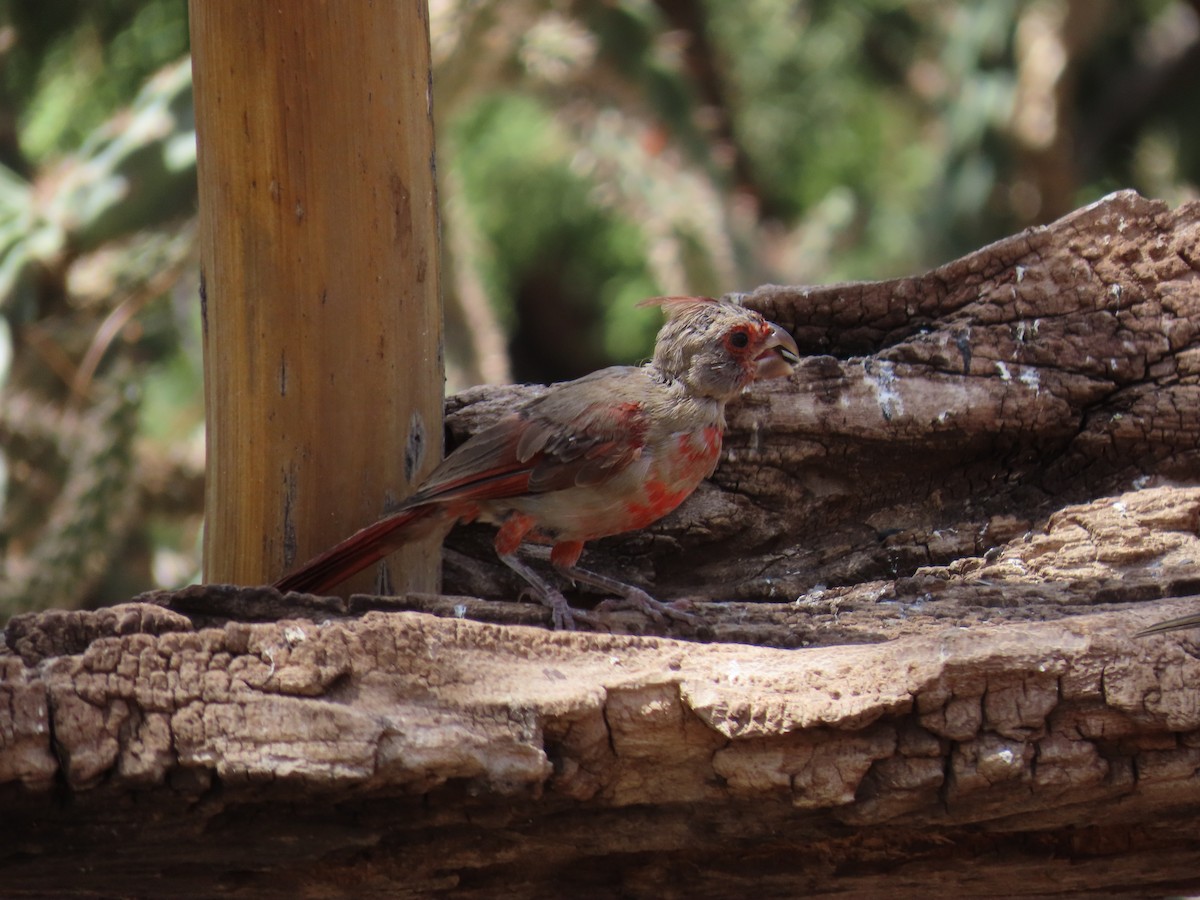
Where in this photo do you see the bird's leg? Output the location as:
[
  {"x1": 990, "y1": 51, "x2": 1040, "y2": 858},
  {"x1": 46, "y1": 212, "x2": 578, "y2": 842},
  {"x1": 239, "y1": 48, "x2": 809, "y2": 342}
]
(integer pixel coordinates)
[
  {"x1": 558, "y1": 563, "x2": 697, "y2": 624},
  {"x1": 547, "y1": 541, "x2": 695, "y2": 624},
  {"x1": 497, "y1": 551, "x2": 599, "y2": 630},
  {"x1": 494, "y1": 514, "x2": 596, "y2": 629}
]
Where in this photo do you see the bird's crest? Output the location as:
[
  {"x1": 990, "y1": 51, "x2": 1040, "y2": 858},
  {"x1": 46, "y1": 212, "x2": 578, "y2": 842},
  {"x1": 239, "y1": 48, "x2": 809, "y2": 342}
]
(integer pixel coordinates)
[{"x1": 637, "y1": 295, "x2": 729, "y2": 320}]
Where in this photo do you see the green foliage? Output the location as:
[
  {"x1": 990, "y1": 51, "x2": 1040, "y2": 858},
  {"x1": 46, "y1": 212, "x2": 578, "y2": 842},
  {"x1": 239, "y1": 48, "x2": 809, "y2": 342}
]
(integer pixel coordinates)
[
  {"x1": 5, "y1": 0, "x2": 190, "y2": 161},
  {"x1": 0, "y1": 6, "x2": 201, "y2": 615},
  {"x1": 712, "y1": 0, "x2": 917, "y2": 216},
  {"x1": 448, "y1": 93, "x2": 660, "y2": 376}
]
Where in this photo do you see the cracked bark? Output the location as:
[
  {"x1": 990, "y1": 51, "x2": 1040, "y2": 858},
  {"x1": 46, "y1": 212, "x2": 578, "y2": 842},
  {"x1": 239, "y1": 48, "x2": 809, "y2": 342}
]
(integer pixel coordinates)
[{"x1": 2, "y1": 191, "x2": 1200, "y2": 898}]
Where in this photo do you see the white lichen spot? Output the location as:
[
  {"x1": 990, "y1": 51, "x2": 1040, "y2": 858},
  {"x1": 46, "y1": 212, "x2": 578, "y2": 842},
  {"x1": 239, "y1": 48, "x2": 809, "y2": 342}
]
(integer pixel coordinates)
[
  {"x1": 1109, "y1": 283, "x2": 1123, "y2": 301},
  {"x1": 748, "y1": 419, "x2": 763, "y2": 452},
  {"x1": 995, "y1": 361, "x2": 1012, "y2": 381},
  {"x1": 453, "y1": 603, "x2": 467, "y2": 618},
  {"x1": 1015, "y1": 318, "x2": 1043, "y2": 346},
  {"x1": 793, "y1": 584, "x2": 829, "y2": 606},
  {"x1": 283, "y1": 625, "x2": 306, "y2": 645},
  {"x1": 1019, "y1": 367, "x2": 1041, "y2": 392},
  {"x1": 868, "y1": 360, "x2": 904, "y2": 420},
  {"x1": 1015, "y1": 265, "x2": 1026, "y2": 282},
  {"x1": 1112, "y1": 501, "x2": 1127, "y2": 515}
]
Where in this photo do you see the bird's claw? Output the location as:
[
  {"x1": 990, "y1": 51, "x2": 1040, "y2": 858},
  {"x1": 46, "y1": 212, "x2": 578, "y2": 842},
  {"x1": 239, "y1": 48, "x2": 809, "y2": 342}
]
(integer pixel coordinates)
[
  {"x1": 596, "y1": 590, "x2": 697, "y2": 625},
  {"x1": 533, "y1": 588, "x2": 603, "y2": 631}
]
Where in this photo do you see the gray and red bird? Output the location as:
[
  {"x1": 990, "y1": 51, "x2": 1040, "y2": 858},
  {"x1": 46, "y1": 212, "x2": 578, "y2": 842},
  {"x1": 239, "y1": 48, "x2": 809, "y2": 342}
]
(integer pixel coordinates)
[{"x1": 274, "y1": 296, "x2": 800, "y2": 627}]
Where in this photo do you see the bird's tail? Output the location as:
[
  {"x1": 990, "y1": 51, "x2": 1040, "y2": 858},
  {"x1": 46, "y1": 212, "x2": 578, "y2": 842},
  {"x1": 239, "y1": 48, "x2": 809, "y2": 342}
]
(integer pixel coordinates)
[{"x1": 273, "y1": 505, "x2": 440, "y2": 595}]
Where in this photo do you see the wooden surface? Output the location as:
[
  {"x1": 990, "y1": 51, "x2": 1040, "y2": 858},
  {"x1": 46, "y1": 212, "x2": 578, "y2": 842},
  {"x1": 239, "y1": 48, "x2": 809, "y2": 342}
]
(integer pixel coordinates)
[
  {"x1": 3, "y1": 192, "x2": 1199, "y2": 897},
  {"x1": 3, "y1": 578, "x2": 1200, "y2": 898},
  {"x1": 440, "y1": 190, "x2": 1200, "y2": 620},
  {"x1": 190, "y1": 2, "x2": 443, "y2": 592}
]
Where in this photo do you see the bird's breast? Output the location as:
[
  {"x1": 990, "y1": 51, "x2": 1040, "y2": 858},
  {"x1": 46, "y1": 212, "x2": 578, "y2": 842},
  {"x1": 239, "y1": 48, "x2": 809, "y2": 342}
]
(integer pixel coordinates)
[
  {"x1": 617, "y1": 423, "x2": 723, "y2": 526},
  {"x1": 491, "y1": 423, "x2": 723, "y2": 543},
  {"x1": 670, "y1": 424, "x2": 723, "y2": 477}
]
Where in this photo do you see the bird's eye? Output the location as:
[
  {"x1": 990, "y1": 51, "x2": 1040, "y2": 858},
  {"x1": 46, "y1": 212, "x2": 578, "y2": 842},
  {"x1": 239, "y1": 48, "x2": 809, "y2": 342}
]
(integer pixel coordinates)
[{"x1": 728, "y1": 329, "x2": 750, "y2": 349}]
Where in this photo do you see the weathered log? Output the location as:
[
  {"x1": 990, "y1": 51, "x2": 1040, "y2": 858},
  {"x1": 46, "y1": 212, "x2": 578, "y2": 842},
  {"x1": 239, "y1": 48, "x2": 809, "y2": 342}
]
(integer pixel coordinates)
[
  {"x1": 442, "y1": 190, "x2": 1200, "y2": 610},
  {"x1": 2, "y1": 191, "x2": 1199, "y2": 897}
]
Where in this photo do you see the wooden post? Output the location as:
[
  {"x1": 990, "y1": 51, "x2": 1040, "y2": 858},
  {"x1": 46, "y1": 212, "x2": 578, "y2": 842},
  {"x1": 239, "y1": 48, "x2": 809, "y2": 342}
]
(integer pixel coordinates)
[{"x1": 190, "y1": 3, "x2": 443, "y2": 593}]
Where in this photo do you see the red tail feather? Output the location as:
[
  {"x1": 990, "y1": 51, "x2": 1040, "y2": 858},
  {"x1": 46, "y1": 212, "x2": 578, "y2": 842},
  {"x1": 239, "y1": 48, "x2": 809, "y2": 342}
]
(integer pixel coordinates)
[{"x1": 273, "y1": 505, "x2": 438, "y2": 594}]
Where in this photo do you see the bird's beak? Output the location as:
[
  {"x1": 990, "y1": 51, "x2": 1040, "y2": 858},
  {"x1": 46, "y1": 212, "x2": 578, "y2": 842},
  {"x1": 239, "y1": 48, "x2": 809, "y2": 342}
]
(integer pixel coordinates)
[{"x1": 754, "y1": 322, "x2": 800, "y2": 380}]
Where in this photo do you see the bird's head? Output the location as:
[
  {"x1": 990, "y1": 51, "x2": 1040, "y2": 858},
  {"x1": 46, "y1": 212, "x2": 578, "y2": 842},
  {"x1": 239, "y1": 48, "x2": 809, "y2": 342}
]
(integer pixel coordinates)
[{"x1": 644, "y1": 296, "x2": 800, "y2": 401}]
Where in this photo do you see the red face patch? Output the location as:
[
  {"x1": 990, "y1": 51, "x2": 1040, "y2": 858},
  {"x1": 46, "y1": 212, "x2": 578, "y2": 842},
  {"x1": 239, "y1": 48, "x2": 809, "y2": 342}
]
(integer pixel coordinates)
[{"x1": 722, "y1": 318, "x2": 771, "y2": 358}]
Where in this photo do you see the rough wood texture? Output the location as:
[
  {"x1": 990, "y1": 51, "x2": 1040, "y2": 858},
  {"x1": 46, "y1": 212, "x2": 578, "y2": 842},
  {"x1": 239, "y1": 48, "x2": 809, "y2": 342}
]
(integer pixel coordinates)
[
  {"x1": 440, "y1": 190, "x2": 1200, "y2": 611},
  {"x1": 3, "y1": 191, "x2": 1199, "y2": 897},
  {"x1": 191, "y1": 2, "x2": 443, "y2": 593}
]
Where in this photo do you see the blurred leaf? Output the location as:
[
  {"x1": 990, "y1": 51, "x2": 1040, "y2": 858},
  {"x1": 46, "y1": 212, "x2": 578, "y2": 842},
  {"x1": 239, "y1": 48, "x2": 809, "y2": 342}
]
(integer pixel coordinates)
[
  {"x1": 48, "y1": 58, "x2": 195, "y2": 251},
  {"x1": 12, "y1": 0, "x2": 190, "y2": 161}
]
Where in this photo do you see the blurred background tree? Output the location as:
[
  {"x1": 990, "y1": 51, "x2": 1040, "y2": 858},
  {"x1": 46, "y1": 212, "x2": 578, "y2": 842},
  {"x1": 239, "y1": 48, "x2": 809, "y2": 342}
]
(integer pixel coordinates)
[{"x1": 0, "y1": 0, "x2": 1196, "y2": 616}]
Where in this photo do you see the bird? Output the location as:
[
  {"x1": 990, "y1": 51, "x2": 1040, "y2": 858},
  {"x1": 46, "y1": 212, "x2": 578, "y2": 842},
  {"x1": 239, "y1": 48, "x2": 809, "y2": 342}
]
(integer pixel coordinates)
[
  {"x1": 273, "y1": 296, "x2": 800, "y2": 628},
  {"x1": 1134, "y1": 610, "x2": 1200, "y2": 638}
]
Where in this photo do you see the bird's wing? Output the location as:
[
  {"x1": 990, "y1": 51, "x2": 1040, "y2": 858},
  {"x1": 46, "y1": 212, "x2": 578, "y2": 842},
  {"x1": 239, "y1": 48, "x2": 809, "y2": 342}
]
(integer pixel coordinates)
[{"x1": 407, "y1": 367, "x2": 653, "y2": 506}]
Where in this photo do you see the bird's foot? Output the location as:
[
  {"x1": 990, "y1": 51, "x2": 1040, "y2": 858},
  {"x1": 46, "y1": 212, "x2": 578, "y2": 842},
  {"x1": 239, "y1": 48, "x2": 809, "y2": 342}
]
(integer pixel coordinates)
[
  {"x1": 502, "y1": 551, "x2": 687, "y2": 630},
  {"x1": 547, "y1": 592, "x2": 598, "y2": 631},
  {"x1": 595, "y1": 589, "x2": 697, "y2": 625},
  {"x1": 559, "y1": 562, "x2": 697, "y2": 626},
  {"x1": 518, "y1": 584, "x2": 603, "y2": 631},
  {"x1": 503, "y1": 551, "x2": 604, "y2": 630}
]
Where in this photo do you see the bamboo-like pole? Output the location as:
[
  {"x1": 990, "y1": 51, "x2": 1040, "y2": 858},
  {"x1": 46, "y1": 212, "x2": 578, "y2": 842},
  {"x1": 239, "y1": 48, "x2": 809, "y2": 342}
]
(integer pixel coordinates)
[{"x1": 190, "y1": 3, "x2": 443, "y2": 594}]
